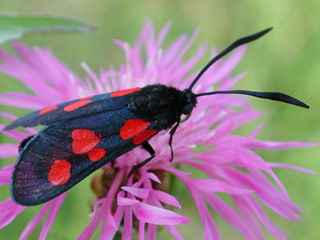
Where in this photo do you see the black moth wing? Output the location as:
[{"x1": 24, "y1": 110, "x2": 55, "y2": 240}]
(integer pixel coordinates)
[
  {"x1": 11, "y1": 105, "x2": 159, "y2": 206},
  {"x1": 5, "y1": 88, "x2": 142, "y2": 130}
]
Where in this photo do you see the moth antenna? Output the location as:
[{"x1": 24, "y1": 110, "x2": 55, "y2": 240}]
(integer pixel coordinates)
[
  {"x1": 188, "y1": 28, "x2": 272, "y2": 90},
  {"x1": 195, "y1": 90, "x2": 309, "y2": 109}
]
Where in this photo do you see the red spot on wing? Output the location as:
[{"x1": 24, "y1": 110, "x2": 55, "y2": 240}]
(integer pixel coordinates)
[
  {"x1": 110, "y1": 88, "x2": 141, "y2": 97},
  {"x1": 88, "y1": 148, "x2": 106, "y2": 162},
  {"x1": 64, "y1": 97, "x2": 92, "y2": 112},
  {"x1": 133, "y1": 129, "x2": 157, "y2": 144},
  {"x1": 72, "y1": 129, "x2": 101, "y2": 154},
  {"x1": 39, "y1": 105, "x2": 58, "y2": 115},
  {"x1": 47, "y1": 159, "x2": 71, "y2": 186},
  {"x1": 120, "y1": 119, "x2": 151, "y2": 140}
]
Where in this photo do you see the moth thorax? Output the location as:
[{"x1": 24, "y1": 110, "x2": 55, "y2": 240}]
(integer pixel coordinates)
[{"x1": 129, "y1": 84, "x2": 192, "y2": 128}]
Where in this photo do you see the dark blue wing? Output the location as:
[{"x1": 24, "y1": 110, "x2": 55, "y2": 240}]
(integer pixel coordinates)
[
  {"x1": 11, "y1": 106, "x2": 158, "y2": 206},
  {"x1": 5, "y1": 88, "x2": 141, "y2": 130}
]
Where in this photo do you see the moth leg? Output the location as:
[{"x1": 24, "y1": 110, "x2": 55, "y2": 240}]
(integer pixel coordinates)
[
  {"x1": 169, "y1": 121, "x2": 180, "y2": 162},
  {"x1": 111, "y1": 160, "x2": 115, "y2": 169},
  {"x1": 125, "y1": 141, "x2": 155, "y2": 185}
]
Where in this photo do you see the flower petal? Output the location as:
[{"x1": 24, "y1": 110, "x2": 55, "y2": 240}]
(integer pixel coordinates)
[
  {"x1": 269, "y1": 162, "x2": 316, "y2": 175},
  {"x1": 0, "y1": 144, "x2": 19, "y2": 158},
  {"x1": 133, "y1": 202, "x2": 189, "y2": 225},
  {"x1": 193, "y1": 179, "x2": 252, "y2": 195},
  {"x1": 121, "y1": 186, "x2": 150, "y2": 199},
  {"x1": 117, "y1": 194, "x2": 140, "y2": 206},
  {"x1": 89, "y1": 198, "x2": 104, "y2": 217},
  {"x1": 20, "y1": 202, "x2": 54, "y2": 240},
  {"x1": 0, "y1": 164, "x2": 13, "y2": 185},
  {"x1": 152, "y1": 190, "x2": 181, "y2": 209},
  {"x1": 122, "y1": 208, "x2": 133, "y2": 240},
  {"x1": 246, "y1": 139, "x2": 318, "y2": 150},
  {"x1": 234, "y1": 195, "x2": 289, "y2": 239},
  {"x1": 0, "y1": 92, "x2": 46, "y2": 109},
  {"x1": 0, "y1": 199, "x2": 25, "y2": 229},
  {"x1": 78, "y1": 208, "x2": 103, "y2": 240},
  {"x1": 133, "y1": 172, "x2": 161, "y2": 187},
  {"x1": 139, "y1": 220, "x2": 146, "y2": 240},
  {"x1": 166, "y1": 225, "x2": 184, "y2": 240},
  {"x1": 98, "y1": 207, "x2": 124, "y2": 240},
  {"x1": 146, "y1": 224, "x2": 156, "y2": 240},
  {"x1": 0, "y1": 123, "x2": 30, "y2": 142},
  {"x1": 204, "y1": 193, "x2": 256, "y2": 240},
  {"x1": 189, "y1": 188, "x2": 220, "y2": 240},
  {"x1": 39, "y1": 193, "x2": 67, "y2": 240}
]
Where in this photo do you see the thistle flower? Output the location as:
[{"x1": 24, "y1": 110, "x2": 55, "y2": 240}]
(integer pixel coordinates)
[{"x1": 0, "y1": 22, "x2": 315, "y2": 239}]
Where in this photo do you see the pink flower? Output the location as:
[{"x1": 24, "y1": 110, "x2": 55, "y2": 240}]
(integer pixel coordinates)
[{"x1": 0, "y1": 22, "x2": 316, "y2": 239}]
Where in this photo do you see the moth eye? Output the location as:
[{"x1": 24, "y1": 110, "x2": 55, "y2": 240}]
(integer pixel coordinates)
[{"x1": 182, "y1": 104, "x2": 193, "y2": 115}]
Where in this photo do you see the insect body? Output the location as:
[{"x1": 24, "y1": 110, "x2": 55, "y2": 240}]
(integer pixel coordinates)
[{"x1": 5, "y1": 28, "x2": 308, "y2": 206}]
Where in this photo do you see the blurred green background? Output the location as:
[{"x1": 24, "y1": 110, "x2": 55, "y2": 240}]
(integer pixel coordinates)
[{"x1": 0, "y1": 0, "x2": 319, "y2": 239}]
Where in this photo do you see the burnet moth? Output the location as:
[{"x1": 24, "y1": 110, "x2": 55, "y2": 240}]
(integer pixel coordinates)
[{"x1": 5, "y1": 28, "x2": 309, "y2": 206}]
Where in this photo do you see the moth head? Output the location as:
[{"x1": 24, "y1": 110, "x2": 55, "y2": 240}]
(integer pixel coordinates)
[{"x1": 182, "y1": 89, "x2": 197, "y2": 115}]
